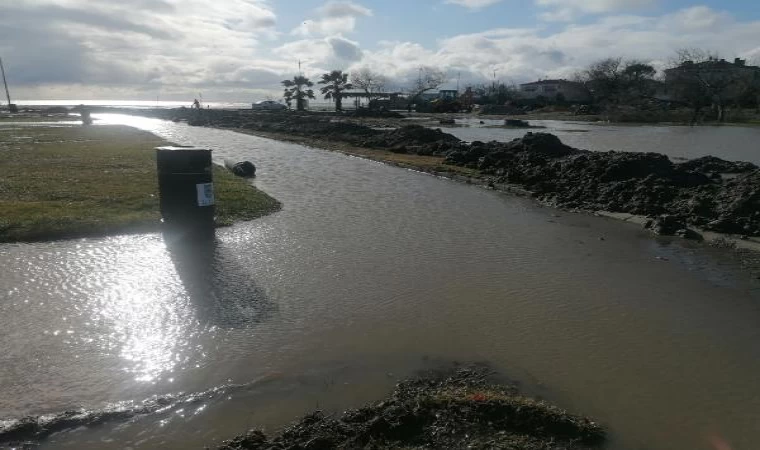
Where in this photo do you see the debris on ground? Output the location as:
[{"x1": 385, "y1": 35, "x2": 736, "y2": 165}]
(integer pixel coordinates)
[{"x1": 219, "y1": 366, "x2": 605, "y2": 450}]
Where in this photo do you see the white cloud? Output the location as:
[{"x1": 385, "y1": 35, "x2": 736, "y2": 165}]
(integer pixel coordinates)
[
  {"x1": 444, "y1": 0, "x2": 503, "y2": 10},
  {"x1": 347, "y1": 6, "x2": 760, "y2": 90},
  {"x1": 275, "y1": 35, "x2": 364, "y2": 74},
  {"x1": 318, "y1": 1, "x2": 372, "y2": 18},
  {"x1": 292, "y1": 1, "x2": 372, "y2": 36},
  {"x1": 0, "y1": 0, "x2": 285, "y2": 100},
  {"x1": 3, "y1": 2, "x2": 760, "y2": 102},
  {"x1": 536, "y1": 0, "x2": 657, "y2": 21}
]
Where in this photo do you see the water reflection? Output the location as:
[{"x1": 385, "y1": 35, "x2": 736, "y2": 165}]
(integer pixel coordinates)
[
  {"x1": 164, "y1": 233, "x2": 274, "y2": 329},
  {"x1": 92, "y1": 237, "x2": 194, "y2": 383}
]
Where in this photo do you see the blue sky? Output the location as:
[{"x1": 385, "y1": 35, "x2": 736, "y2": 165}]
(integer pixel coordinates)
[
  {"x1": 1, "y1": 0, "x2": 759, "y2": 100},
  {"x1": 276, "y1": 0, "x2": 760, "y2": 51}
]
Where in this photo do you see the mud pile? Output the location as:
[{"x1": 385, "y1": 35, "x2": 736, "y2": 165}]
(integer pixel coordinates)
[
  {"x1": 219, "y1": 367, "x2": 604, "y2": 450},
  {"x1": 239, "y1": 114, "x2": 379, "y2": 144},
  {"x1": 444, "y1": 133, "x2": 760, "y2": 236},
  {"x1": 361, "y1": 125, "x2": 463, "y2": 154}
]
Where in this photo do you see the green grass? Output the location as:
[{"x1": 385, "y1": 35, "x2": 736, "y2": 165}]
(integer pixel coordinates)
[{"x1": 0, "y1": 125, "x2": 280, "y2": 242}]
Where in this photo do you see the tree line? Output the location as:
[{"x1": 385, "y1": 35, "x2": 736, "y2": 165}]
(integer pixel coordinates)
[
  {"x1": 281, "y1": 49, "x2": 760, "y2": 121},
  {"x1": 282, "y1": 67, "x2": 446, "y2": 111}
]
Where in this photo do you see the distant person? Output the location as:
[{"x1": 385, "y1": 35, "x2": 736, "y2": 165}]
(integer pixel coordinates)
[
  {"x1": 192, "y1": 99, "x2": 201, "y2": 110},
  {"x1": 76, "y1": 104, "x2": 92, "y2": 125}
]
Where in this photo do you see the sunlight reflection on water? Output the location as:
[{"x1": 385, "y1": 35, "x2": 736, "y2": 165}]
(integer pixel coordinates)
[{"x1": 91, "y1": 238, "x2": 193, "y2": 383}]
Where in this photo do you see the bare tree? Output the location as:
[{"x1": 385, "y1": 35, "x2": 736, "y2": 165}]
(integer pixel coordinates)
[
  {"x1": 578, "y1": 57, "x2": 659, "y2": 111},
  {"x1": 408, "y1": 67, "x2": 447, "y2": 103},
  {"x1": 580, "y1": 57, "x2": 624, "y2": 107},
  {"x1": 350, "y1": 68, "x2": 387, "y2": 103},
  {"x1": 670, "y1": 48, "x2": 719, "y2": 67},
  {"x1": 666, "y1": 48, "x2": 755, "y2": 122}
]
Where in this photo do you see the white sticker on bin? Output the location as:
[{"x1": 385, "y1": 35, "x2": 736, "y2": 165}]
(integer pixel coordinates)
[{"x1": 196, "y1": 183, "x2": 215, "y2": 207}]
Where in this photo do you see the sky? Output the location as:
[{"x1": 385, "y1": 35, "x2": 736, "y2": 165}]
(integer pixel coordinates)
[{"x1": 1, "y1": 0, "x2": 759, "y2": 102}]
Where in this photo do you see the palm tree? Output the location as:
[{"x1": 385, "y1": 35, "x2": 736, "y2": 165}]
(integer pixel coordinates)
[
  {"x1": 283, "y1": 89, "x2": 294, "y2": 109},
  {"x1": 319, "y1": 70, "x2": 352, "y2": 111},
  {"x1": 282, "y1": 76, "x2": 315, "y2": 111}
]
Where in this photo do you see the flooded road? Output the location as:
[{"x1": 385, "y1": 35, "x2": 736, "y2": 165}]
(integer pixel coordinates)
[
  {"x1": 442, "y1": 118, "x2": 760, "y2": 164},
  {"x1": 2, "y1": 115, "x2": 760, "y2": 449}
]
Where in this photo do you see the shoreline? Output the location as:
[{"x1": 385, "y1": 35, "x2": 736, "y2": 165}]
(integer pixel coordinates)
[
  {"x1": 220, "y1": 124, "x2": 760, "y2": 249},
  {"x1": 219, "y1": 366, "x2": 604, "y2": 450},
  {"x1": 153, "y1": 109, "x2": 760, "y2": 277},
  {"x1": 0, "y1": 366, "x2": 605, "y2": 449},
  {"x1": 93, "y1": 107, "x2": 759, "y2": 256}
]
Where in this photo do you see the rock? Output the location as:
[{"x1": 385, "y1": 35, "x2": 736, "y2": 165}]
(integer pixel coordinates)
[
  {"x1": 439, "y1": 118, "x2": 456, "y2": 125},
  {"x1": 676, "y1": 228, "x2": 704, "y2": 241},
  {"x1": 224, "y1": 160, "x2": 256, "y2": 177},
  {"x1": 645, "y1": 215, "x2": 685, "y2": 236},
  {"x1": 505, "y1": 119, "x2": 531, "y2": 127}
]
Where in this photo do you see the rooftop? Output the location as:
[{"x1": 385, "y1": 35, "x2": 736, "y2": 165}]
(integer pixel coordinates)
[
  {"x1": 520, "y1": 79, "x2": 580, "y2": 86},
  {"x1": 668, "y1": 58, "x2": 760, "y2": 71}
]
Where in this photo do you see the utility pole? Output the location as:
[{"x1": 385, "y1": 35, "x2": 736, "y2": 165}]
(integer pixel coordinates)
[{"x1": 0, "y1": 57, "x2": 12, "y2": 108}]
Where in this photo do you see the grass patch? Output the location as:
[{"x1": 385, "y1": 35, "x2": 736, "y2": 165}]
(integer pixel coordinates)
[
  {"x1": 0, "y1": 125, "x2": 280, "y2": 243},
  {"x1": 0, "y1": 115, "x2": 77, "y2": 123},
  {"x1": 213, "y1": 165, "x2": 280, "y2": 226}
]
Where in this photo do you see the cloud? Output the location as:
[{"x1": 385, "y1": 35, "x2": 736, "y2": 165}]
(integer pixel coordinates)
[
  {"x1": 348, "y1": 6, "x2": 760, "y2": 90},
  {"x1": 0, "y1": 0, "x2": 280, "y2": 100},
  {"x1": 275, "y1": 35, "x2": 363, "y2": 73},
  {"x1": 3, "y1": 2, "x2": 760, "y2": 102},
  {"x1": 318, "y1": 1, "x2": 372, "y2": 18},
  {"x1": 444, "y1": 0, "x2": 503, "y2": 10},
  {"x1": 536, "y1": 0, "x2": 657, "y2": 21},
  {"x1": 328, "y1": 36, "x2": 364, "y2": 62},
  {"x1": 292, "y1": 1, "x2": 372, "y2": 36}
]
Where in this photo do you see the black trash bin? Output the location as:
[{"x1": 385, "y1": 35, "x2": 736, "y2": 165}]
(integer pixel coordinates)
[{"x1": 156, "y1": 146, "x2": 215, "y2": 238}]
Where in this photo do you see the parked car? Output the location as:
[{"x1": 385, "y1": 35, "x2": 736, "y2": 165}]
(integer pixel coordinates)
[{"x1": 252, "y1": 100, "x2": 287, "y2": 111}]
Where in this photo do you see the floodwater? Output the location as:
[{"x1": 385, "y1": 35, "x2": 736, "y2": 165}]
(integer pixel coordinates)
[
  {"x1": 442, "y1": 118, "x2": 760, "y2": 164},
  {"x1": 2, "y1": 115, "x2": 760, "y2": 449}
]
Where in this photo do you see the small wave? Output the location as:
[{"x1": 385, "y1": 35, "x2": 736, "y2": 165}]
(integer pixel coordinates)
[{"x1": 0, "y1": 372, "x2": 283, "y2": 445}]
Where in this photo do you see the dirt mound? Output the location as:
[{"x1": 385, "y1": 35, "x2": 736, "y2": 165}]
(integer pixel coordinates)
[
  {"x1": 240, "y1": 114, "x2": 380, "y2": 143},
  {"x1": 676, "y1": 156, "x2": 758, "y2": 174},
  {"x1": 443, "y1": 133, "x2": 760, "y2": 235},
  {"x1": 367, "y1": 125, "x2": 461, "y2": 147},
  {"x1": 352, "y1": 108, "x2": 405, "y2": 119},
  {"x1": 707, "y1": 169, "x2": 760, "y2": 234},
  {"x1": 362, "y1": 125, "x2": 462, "y2": 154},
  {"x1": 219, "y1": 367, "x2": 604, "y2": 450}
]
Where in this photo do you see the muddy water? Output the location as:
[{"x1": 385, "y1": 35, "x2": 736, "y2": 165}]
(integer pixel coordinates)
[
  {"x1": 443, "y1": 118, "x2": 760, "y2": 164},
  {"x1": 2, "y1": 115, "x2": 760, "y2": 449}
]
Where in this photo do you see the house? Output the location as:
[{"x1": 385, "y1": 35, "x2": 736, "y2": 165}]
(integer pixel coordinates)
[
  {"x1": 664, "y1": 58, "x2": 760, "y2": 102},
  {"x1": 518, "y1": 79, "x2": 591, "y2": 103}
]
